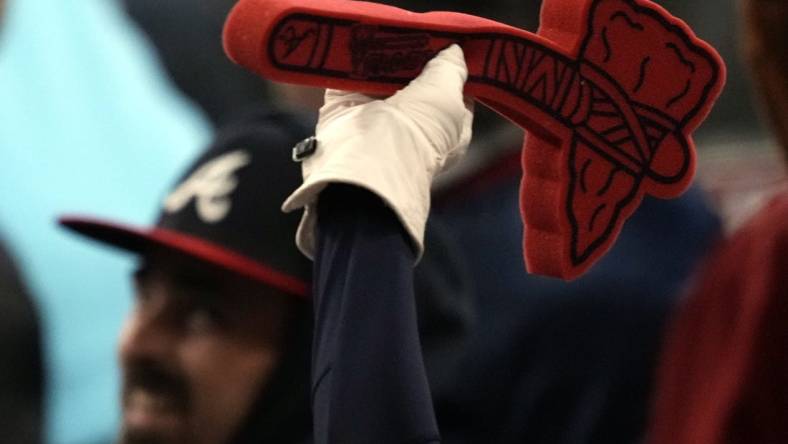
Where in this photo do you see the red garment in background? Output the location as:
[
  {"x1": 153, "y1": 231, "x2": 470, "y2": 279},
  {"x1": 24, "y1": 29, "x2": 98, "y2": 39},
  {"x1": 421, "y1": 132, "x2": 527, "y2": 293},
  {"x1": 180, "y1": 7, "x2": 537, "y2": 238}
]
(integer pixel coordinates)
[{"x1": 648, "y1": 192, "x2": 788, "y2": 444}]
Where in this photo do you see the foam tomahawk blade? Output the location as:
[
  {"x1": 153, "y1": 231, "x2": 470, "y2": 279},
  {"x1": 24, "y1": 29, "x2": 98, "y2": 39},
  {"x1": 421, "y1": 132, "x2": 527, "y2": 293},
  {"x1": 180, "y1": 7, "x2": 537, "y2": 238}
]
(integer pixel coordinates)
[{"x1": 224, "y1": 0, "x2": 725, "y2": 280}]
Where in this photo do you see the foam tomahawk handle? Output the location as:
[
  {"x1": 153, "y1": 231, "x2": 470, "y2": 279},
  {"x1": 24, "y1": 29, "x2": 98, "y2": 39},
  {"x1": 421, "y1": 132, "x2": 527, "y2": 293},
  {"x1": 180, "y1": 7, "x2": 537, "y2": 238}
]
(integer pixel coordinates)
[{"x1": 224, "y1": 0, "x2": 725, "y2": 280}]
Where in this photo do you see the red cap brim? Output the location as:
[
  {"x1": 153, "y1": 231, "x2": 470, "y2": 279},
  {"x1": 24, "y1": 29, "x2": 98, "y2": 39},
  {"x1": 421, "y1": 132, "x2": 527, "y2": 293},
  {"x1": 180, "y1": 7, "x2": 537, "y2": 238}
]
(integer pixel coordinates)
[{"x1": 59, "y1": 216, "x2": 309, "y2": 298}]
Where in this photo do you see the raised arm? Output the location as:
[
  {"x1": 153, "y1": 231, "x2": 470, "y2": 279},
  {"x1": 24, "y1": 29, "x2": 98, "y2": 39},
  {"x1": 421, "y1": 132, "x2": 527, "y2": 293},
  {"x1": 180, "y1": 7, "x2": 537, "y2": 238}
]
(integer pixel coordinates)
[{"x1": 282, "y1": 45, "x2": 473, "y2": 444}]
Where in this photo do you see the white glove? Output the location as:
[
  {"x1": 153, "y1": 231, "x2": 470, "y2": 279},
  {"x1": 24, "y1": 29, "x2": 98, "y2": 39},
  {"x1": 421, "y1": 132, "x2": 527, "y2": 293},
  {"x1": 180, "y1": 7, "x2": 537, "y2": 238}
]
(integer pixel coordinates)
[{"x1": 282, "y1": 44, "x2": 474, "y2": 260}]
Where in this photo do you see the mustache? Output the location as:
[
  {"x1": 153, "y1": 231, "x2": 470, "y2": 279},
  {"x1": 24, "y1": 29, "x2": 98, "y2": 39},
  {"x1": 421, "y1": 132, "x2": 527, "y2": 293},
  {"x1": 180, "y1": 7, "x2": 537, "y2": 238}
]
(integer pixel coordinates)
[{"x1": 122, "y1": 359, "x2": 190, "y2": 411}]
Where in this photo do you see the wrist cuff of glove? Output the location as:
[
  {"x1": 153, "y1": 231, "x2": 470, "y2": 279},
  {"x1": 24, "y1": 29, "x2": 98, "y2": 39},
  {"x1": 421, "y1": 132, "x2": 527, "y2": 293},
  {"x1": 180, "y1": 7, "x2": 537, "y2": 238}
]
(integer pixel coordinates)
[{"x1": 283, "y1": 170, "x2": 429, "y2": 262}]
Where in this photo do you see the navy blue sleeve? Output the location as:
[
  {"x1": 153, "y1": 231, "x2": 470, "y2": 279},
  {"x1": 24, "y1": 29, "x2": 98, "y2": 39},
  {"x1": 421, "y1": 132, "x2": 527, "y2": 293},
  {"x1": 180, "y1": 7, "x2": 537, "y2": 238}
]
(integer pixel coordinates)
[{"x1": 311, "y1": 184, "x2": 440, "y2": 444}]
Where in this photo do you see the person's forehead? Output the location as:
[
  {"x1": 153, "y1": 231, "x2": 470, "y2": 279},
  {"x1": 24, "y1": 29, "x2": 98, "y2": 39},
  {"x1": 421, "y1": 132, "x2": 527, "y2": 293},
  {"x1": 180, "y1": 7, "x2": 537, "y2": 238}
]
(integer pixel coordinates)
[{"x1": 135, "y1": 249, "x2": 286, "y2": 304}]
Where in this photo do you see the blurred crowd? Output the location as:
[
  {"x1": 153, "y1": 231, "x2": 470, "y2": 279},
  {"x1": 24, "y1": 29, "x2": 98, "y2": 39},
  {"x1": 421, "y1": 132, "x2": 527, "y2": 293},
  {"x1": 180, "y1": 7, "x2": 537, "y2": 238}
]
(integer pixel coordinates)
[{"x1": 0, "y1": 0, "x2": 785, "y2": 443}]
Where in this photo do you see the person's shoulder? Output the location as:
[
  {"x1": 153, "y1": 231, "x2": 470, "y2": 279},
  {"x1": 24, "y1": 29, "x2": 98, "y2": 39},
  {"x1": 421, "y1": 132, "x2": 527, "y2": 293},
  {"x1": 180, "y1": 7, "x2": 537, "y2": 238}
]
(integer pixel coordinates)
[
  {"x1": 0, "y1": 240, "x2": 27, "y2": 300},
  {"x1": 697, "y1": 190, "x2": 788, "y2": 294},
  {"x1": 728, "y1": 191, "x2": 788, "y2": 253}
]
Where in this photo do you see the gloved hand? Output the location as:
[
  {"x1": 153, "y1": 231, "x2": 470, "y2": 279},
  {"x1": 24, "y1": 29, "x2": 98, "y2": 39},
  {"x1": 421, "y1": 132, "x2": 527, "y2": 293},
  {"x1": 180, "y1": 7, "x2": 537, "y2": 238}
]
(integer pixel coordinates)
[{"x1": 282, "y1": 44, "x2": 474, "y2": 260}]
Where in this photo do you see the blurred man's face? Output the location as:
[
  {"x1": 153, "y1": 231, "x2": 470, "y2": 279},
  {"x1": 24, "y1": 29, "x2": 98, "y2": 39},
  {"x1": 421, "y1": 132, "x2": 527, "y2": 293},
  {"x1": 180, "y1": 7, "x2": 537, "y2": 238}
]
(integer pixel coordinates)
[{"x1": 118, "y1": 252, "x2": 292, "y2": 444}]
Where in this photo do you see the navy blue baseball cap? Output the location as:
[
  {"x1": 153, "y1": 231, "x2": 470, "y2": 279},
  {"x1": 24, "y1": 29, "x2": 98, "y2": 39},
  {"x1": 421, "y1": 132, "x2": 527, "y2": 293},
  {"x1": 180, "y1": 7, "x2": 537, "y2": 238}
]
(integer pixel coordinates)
[{"x1": 60, "y1": 109, "x2": 313, "y2": 298}]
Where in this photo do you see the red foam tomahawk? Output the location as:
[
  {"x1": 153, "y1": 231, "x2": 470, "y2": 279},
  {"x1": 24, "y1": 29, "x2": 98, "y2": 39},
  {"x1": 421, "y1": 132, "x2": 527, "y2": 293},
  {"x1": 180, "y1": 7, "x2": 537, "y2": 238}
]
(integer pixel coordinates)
[{"x1": 224, "y1": 0, "x2": 725, "y2": 280}]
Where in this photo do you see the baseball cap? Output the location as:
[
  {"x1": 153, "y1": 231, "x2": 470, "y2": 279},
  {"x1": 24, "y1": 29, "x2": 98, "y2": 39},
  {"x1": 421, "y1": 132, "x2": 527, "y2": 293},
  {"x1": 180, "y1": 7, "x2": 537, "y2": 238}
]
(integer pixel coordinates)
[{"x1": 60, "y1": 109, "x2": 313, "y2": 298}]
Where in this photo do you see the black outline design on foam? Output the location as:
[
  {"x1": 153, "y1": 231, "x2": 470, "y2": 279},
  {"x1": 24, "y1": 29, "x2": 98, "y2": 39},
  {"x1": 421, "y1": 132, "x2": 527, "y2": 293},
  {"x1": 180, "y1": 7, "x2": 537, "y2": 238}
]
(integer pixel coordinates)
[
  {"x1": 567, "y1": 137, "x2": 642, "y2": 266},
  {"x1": 634, "y1": 56, "x2": 650, "y2": 93},
  {"x1": 264, "y1": 0, "x2": 722, "y2": 271},
  {"x1": 610, "y1": 11, "x2": 645, "y2": 30},
  {"x1": 569, "y1": 0, "x2": 721, "y2": 267},
  {"x1": 277, "y1": 25, "x2": 319, "y2": 59}
]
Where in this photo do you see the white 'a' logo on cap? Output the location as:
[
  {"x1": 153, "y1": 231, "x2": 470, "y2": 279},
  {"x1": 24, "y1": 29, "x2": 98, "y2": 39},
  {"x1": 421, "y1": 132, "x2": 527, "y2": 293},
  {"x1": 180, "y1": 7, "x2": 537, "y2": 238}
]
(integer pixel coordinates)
[{"x1": 163, "y1": 150, "x2": 251, "y2": 223}]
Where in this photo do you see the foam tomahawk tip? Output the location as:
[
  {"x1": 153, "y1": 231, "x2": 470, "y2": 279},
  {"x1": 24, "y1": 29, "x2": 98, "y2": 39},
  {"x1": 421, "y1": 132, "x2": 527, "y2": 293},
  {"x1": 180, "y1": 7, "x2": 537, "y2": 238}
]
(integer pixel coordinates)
[{"x1": 223, "y1": 0, "x2": 725, "y2": 280}]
